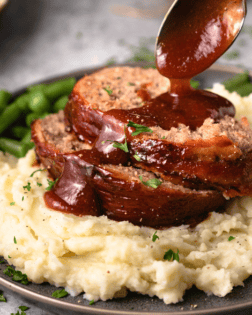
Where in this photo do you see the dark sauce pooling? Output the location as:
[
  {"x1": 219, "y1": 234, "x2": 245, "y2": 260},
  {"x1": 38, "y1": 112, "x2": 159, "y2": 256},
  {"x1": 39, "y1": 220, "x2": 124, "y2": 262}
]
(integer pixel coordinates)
[{"x1": 44, "y1": 0, "x2": 244, "y2": 226}]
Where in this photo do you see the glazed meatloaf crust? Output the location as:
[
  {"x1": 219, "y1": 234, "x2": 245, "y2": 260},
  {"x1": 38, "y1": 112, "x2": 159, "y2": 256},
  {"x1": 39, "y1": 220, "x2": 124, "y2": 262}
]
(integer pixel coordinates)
[
  {"x1": 64, "y1": 67, "x2": 252, "y2": 197},
  {"x1": 32, "y1": 111, "x2": 226, "y2": 227}
]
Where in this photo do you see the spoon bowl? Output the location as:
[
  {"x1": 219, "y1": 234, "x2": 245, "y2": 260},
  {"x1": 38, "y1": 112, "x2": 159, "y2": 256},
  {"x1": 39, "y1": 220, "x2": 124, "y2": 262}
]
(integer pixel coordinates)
[{"x1": 155, "y1": 0, "x2": 247, "y2": 79}]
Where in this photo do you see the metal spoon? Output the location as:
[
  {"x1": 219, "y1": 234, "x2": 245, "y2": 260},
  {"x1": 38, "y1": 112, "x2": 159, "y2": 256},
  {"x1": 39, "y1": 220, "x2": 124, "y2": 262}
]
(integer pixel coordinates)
[{"x1": 155, "y1": 0, "x2": 247, "y2": 79}]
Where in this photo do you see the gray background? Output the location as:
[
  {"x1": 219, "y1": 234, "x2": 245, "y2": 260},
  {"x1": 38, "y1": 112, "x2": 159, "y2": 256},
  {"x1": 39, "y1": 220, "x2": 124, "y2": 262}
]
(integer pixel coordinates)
[{"x1": 1, "y1": 0, "x2": 252, "y2": 314}]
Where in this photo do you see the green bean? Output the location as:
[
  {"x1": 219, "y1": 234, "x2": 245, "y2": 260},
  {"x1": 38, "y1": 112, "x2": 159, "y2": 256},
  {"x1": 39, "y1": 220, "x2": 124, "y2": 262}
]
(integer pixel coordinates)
[
  {"x1": 15, "y1": 93, "x2": 30, "y2": 112},
  {"x1": 0, "y1": 90, "x2": 12, "y2": 113},
  {"x1": 27, "y1": 83, "x2": 45, "y2": 93},
  {"x1": 26, "y1": 112, "x2": 50, "y2": 126},
  {"x1": 11, "y1": 126, "x2": 30, "y2": 139},
  {"x1": 0, "y1": 138, "x2": 30, "y2": 158},
  {"x1": 53, "y1": 95, "x2": 69, "y2": 112},
  {"x1": 21, "y1": 129, "x2": 33, "y2": 145},
  {"x1": 44, "y1": 77, "x2": 76, "y2": 101},
  {"x1": 29, "y1": 91, "x2": 51, "y2": 113},
  {"x1": 0, "y1": 103, "x2": 21, "y2": 135},
  {"x1": 223, "y1": 71, "x2": 250, "y2": 92},
  {"x1": 235, "y1": 82, "x2": 252, "y2": 97}
]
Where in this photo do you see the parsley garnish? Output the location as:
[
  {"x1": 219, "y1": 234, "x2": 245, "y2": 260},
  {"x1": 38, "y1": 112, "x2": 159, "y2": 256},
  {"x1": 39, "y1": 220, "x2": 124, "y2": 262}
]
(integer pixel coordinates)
[
  {"x1": 228, "y1": 236, "x2": 235, "y2": 241},
  {"x1": 30, "y1": 168, "x2": 46, "y2": 177},
  {"x1": 89, "y1": 299, "x2": 95, "y2": 305},
  {"x1": 52, "y1": 288, "x2": 68, "y2": 298},
  {"x1": 152, "y1": 231, "x2": 159, "y2": 242},
  {"x1": 8, "y1": 255, "x2": 11, "y2": 258},
  {"x1": 22, "y1": 196, "x2": 24, "y2": 201},
  {"x1": 10, "y1": 202, "x2": 15, "y2": 206},
  {"x1": 45, "y1": 178, "x2": 58, "y2": 191},
  {"x1": 37, "y1": 182, "x2": 42, "y2": 187},
  {"x1": 161, "y1": 136, "x2": 166, "y2": 139},
  {"x1": 14, "y1": 236, "x2": 17, "y2": 244},
  {"x1": 112, "y1": 140, "x2": 129, "y2": 153},
  {"x1": 23, "y1": 182, "x2": 31, "y2": 191},
  {"x1": 127, "y1": 82, "x2": 135, "y2": 86},
  {"x1": 11, "y1": 306, "x2": 29, "y2": 315},
  {"x1": 0, "y1": 291, "x2": 6, "y2": 302},
  {"x1": 103, "y1": 86, "x2": 113, "y2": 95},
  {"x1": 164, "y1": 249, "x2": 179, "y2": 262},
  {"x1": 0, "y1": 260, "x2": 4, "y2": 264},
  {"x1": 133, "y1": 153, "x2": 141, "y2": 161},
  {"x1": 3, "y1": 266, "x2": 29, "y2": 285},
  {"x1": 139, "y1": 176, "x2": 162, "y2": 189},
  {"x1": 127, "y1": 121, "x2": 153, "y2": 136}
]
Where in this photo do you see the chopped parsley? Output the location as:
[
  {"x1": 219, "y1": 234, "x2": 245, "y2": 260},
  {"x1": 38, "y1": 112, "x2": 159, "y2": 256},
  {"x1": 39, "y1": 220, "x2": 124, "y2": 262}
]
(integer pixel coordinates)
[
  {"x1": 152, "y1": 231, "x2": 159, "y2": 242},
  {"x1": 52, "y1": 288, "x2": 68, "y2": 298},
  {"x1": 10, "y1": 202, "x2": 15, "y2": 206},
  {"x1": 11, "y1": 306, "x2": 29, "y2": 315},
  {"x1": 30, "y1": 168, "x2": 46, "y2": 177},
  {"x1": 45, "y1": 178, "x2": 58, "y2": 191},
  {"x1": 228, "y1": 236, "x2": 235, "y2": 241},
  {"x1": 37, "y1": 182, "x2": 42, "y2": 187},
  {"x1": 161, "y1": 136, "x2": 166, "y2": 139},
  {"x1": 0, "y1": 291, "x2": 6, "y2": 302},
  {"x1": 89, "y1": 299, "x2": 95, "y2": 305},
  {"x1": 23, "y1": 182, "x2": 31, "y2": 191},
  {"x1": 14, "y1": 236, "x2": 17, "y2": 244},
  {"x1": 133, "y1": 153, "x2": 141, "y2": 161},
  {"x1": 127, "y1": 121, "x2": 153, "y2": 136},
  {"x1": 103, "y1": 86, "x2": 113, "y2": 95},
  {"x1": 112, "y1": 140, "x2": 129, "y2": 153},
  {"x1": 164, "y1": 249, "x2": 179, "y2": 262},
  {"x1": 3, "y1": 266, "x2": 29, "y2": 285},
  {"x1": 22, "y1": 196, "x2": 24, "y2": 201},
  {"x1": 139, "y1": 176, "x2": 162, "y2": 189},
  {"x1": 8, "y1": 255, "x2": 11, "y2": 258},
  {"x1": 0, "y1": 260, "x2": 4, "y2": 264}
]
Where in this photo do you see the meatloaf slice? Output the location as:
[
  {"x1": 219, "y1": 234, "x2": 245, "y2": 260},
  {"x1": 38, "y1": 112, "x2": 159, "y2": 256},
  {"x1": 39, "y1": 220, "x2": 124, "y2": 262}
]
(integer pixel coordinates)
[
  {"x1": 32, "y1": 111, "x2": 225, "y2": 228},
  {"x1": 64, "y1": 67, "x2": 252, "y2": 197}
]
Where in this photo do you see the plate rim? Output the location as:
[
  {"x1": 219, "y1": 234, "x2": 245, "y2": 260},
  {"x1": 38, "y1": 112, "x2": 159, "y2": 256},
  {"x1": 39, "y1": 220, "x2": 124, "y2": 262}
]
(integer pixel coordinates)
[{"x1": 1, "y1": 62, "x2": 252, "y2": 315}]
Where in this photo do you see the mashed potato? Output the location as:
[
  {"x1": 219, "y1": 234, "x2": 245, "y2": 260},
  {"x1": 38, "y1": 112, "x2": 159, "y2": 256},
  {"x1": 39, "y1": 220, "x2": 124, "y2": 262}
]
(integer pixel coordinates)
[{"x1": 1, "y1": 85, "x2": 252, "y2": 305}]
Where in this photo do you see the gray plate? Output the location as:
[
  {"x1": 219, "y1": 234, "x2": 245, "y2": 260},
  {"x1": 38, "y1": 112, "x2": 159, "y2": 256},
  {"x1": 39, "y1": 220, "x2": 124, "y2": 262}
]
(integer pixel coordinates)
[{"x1": 1, "y1": 63, "x2": 252, "y2": 315}]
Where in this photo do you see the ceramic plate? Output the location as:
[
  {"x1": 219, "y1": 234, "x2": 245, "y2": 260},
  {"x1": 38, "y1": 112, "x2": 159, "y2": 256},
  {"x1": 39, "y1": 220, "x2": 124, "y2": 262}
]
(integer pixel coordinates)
[{"x1": 1, "y1": 63, "x2": 252, "y2": 315}]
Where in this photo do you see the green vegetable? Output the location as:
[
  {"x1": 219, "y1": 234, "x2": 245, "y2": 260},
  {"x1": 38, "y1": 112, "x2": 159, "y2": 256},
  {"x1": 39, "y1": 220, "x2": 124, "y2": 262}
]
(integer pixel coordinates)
[
  {"x1": 52, "y1": 288, "x2": 68, "y2": 298},
  {"x1": 0, "y1": 90, "x2": 12, "y2": 113},
  {"x1": 0, "y1": 291, "x2": 6, "y2": 302},
  {"x1": 152, "y1": 231, "x2": 159, "y2": 242},
  {"x1": 127, "y1": 121, "x2": 153, "y2": 136},
  {"x1": 15, "y1": 94, "x2": 30, "y2": 112},
  {"x1": 53, "y1": 95, "x2": 69, "y2": 112},
  {"x1": 0, "y1": 138, "x2": 30, "y2": 158},
  {"x1": 29, "y1": 91, "x2": 50, "y2": 113},
  {"x1": 0, "y1": 103, "x2": 21, "y2": 135},
  {"x1": 27, "y1": 83, "x2": 45, "y2": 93},
  {"x1": 222, "y1": 71, "x2": 250, "y2": 92},
  {"x1": 3, "y1": 266, "x2": 29, "y2": 284},
  {"x1": 10, "y1": 202, "x2": 15, "y2": 206},
  {"x1": 228, "y1": 236, "x2": 235, "y2": 241},
  {"x1": 11, "y1": 126, "x2": 30, "y2": 139},
  {"x1": 103, "y1": 86, "x2": 113, "y2": 95},
  {"x1": 190, "y1": 79, "x2": 200, "y2": 89},
  {"x1": 235, "y1": 82, "x2": 252, "y2": 97},
  {"x1": 19, "y1": 306, "x2": 29, "y2": 311},
  {"x1": 37, "y1": 182, "x2": 42, "y2": 187},
  {"x1": 139, "y1": 176, "x2": 162, "y2": 189},
  {"x1": 133, "y1": 153, "x2": 141, "y2": 161},
  {"x1": 44, "y1": 77, "x2": 76, "y2": 101},
  {"x1": 23, "y1": 182, "x2": 31, "y2": 191},
  {"x1": 223, "y1": 50, "x2": 240, "y2": 60},
  {"x1": 164, "y1": 249, "x2": 179, "y2": 262},
  {"x1": 30, "y1": 168, "x2": 46, "y2": 177},
  {"x1": 14, "y1": 236, "x2": 17, "y2": 244},
  {"x1": 0, "y1": 260, "x2": 4, "y2": 263},
  {"x1": 45, "y1": 178, "x2": 58, "y2": 191},
  {"x1": 112, "y1": 140, "x2": 128, "y2": 153},
  {"x1": 89, "y1": 299, "x2": 95, "y2": 305}
]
